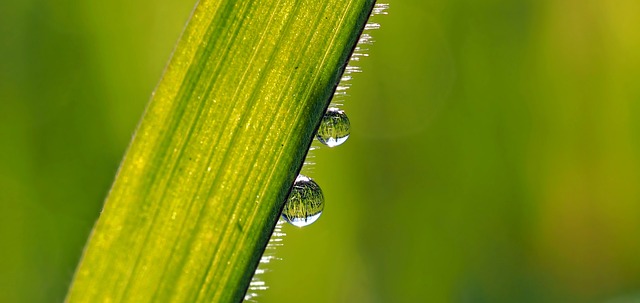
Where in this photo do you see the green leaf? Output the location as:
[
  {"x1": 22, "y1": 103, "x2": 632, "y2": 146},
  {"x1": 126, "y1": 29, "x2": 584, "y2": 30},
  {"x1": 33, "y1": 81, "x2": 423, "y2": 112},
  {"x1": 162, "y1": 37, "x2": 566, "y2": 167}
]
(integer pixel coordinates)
[{"x1": 65, "y1": 0, "x2": 376, "y2": 302}]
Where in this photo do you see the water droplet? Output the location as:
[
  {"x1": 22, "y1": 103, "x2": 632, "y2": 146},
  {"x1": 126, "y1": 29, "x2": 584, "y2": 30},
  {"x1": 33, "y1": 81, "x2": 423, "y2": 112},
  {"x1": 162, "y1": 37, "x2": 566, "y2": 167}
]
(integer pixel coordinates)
[
  {"x1": 281, "y1": 175, "x2": 324, "y2": 227},
  {"x1": 316, "y1": 107, "x2": 350, "y2": 147}
]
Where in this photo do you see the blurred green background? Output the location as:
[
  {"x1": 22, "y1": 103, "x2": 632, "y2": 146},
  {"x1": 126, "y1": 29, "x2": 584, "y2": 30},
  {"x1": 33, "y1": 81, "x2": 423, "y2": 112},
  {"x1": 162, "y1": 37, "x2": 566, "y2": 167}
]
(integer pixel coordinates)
[{"x1": 2, "y1": 0, "x2": 640, "y2": 302}]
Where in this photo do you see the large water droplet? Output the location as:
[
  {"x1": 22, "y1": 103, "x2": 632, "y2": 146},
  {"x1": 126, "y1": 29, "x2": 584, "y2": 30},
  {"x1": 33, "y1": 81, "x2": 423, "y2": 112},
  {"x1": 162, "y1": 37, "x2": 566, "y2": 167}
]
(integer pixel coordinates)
[
  {"x1": 316, "y1": 107, "x2": 350, "y2": 147},
  {"x1": 281, "y1": 175, "x2": 324, "y2": 227}
]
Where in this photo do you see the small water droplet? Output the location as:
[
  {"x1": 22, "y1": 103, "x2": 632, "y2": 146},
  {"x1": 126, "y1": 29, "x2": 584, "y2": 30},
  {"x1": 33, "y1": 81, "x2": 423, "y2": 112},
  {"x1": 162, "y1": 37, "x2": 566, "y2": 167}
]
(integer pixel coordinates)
[
  {"x1": 316, "y1": 107, "x2": 350, "y2": 147},
  {"x1": 281, "y1": 175, "x2": 324, "y2": 227}
]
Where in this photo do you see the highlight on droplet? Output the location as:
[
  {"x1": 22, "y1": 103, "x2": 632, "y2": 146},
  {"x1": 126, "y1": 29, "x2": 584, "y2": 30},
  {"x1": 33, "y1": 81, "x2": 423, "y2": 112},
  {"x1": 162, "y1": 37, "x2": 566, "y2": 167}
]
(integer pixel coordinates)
[
  {"x1": 316, "y1": 107, "x2": 350, "y2": 148},
  {"x1": 281, "y1": 175, "x2": 324, "y2": 227}
]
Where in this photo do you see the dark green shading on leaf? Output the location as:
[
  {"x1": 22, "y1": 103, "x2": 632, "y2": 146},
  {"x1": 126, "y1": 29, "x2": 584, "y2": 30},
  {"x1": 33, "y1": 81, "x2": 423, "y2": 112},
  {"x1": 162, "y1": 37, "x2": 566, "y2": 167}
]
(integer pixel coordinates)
[{"x1": 65, "y1": 0, "x2": 376, "y2": 302}]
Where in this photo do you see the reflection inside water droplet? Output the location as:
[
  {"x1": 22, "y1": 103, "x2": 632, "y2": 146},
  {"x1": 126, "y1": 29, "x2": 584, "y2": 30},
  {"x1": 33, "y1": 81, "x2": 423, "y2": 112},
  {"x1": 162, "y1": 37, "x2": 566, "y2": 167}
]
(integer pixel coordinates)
[
  {"x1": 281, "y1": 175, "x2": 324, "y2": 227},
  {"x1": 316, "y1": 107, "x2": 350, "y2": 147}
]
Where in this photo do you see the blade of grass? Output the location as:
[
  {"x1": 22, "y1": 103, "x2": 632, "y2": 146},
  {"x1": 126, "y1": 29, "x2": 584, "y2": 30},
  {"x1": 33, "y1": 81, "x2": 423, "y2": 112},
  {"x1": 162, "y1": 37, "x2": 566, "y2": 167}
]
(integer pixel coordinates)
[{"x1": 65, "y1": 0, "x2": 376, "y2": 302}]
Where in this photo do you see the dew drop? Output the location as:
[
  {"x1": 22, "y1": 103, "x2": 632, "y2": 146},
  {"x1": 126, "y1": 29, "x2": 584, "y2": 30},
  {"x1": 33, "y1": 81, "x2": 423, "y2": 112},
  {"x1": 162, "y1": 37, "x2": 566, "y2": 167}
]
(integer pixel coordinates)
[
  {"x1": 281, "y1": 175, "x2": 324, "y2": 227},
  {"x1": 316, "y1": 107, "x2": 350, "y2": 147}
]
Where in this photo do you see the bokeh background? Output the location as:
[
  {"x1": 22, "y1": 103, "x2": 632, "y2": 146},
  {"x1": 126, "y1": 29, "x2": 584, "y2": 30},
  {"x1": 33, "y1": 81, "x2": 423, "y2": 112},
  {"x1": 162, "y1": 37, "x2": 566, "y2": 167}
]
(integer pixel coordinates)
[{"x1": 2, "y1": 0, "x2": 640, "y2": 302}]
